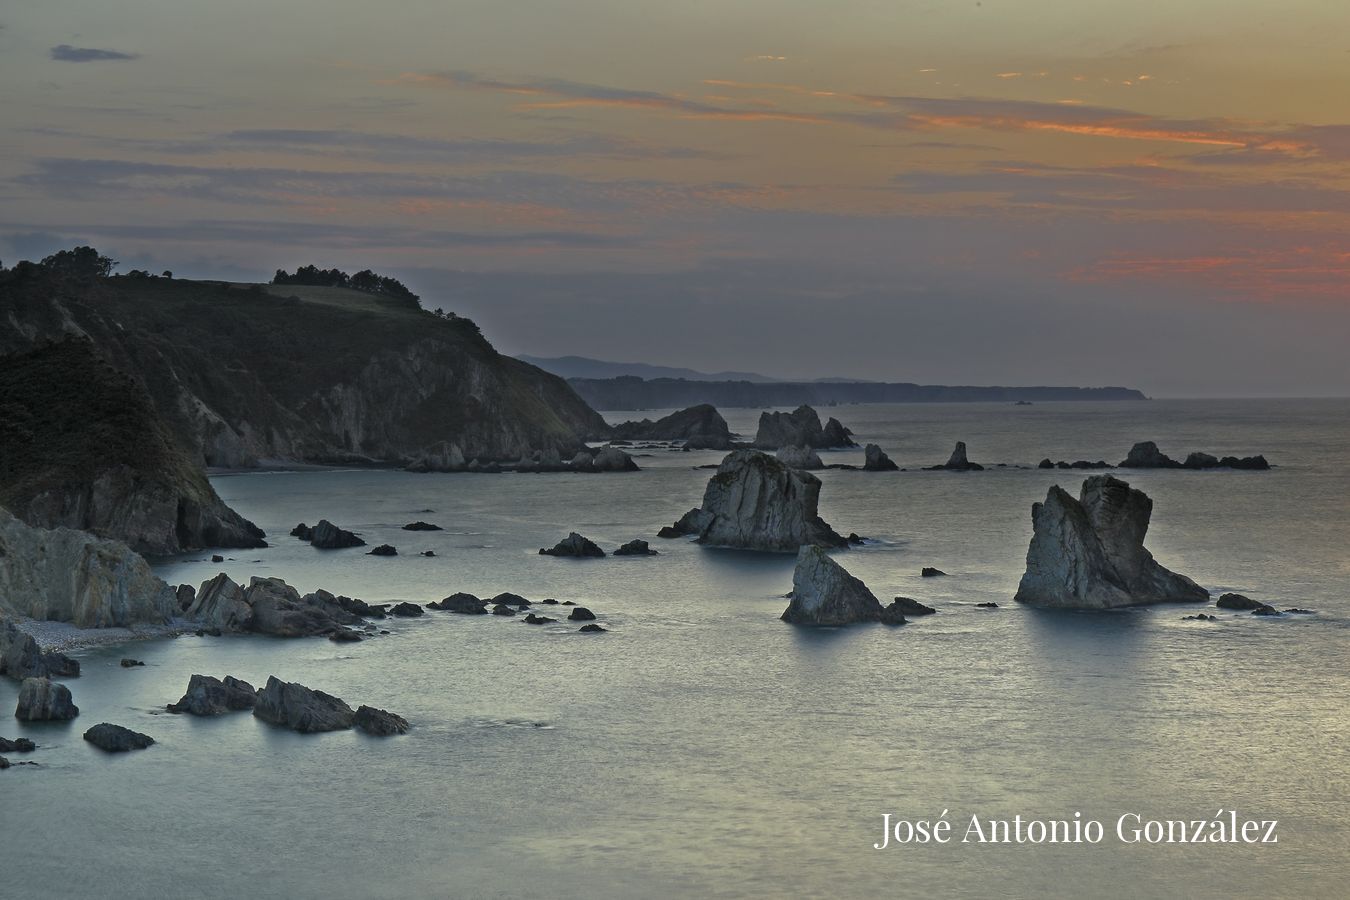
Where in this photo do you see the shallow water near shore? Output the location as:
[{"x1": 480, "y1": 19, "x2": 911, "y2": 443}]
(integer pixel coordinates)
[{"x1": 3, "y1": 399, "x2": 1348, "y2": 899}]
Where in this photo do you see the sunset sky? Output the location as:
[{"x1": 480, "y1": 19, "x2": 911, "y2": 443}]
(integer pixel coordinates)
[{"x1": 3, "y1": 1, "x2": 1349, "y2": 395}]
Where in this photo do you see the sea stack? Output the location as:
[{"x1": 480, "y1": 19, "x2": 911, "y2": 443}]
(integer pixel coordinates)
[
  {"x1": 781, "y1": 546, "x2": 907, "y2": 625},
  {"x1": 1014, "y1": 475, "x2": 1209, "y2": 608},
  {"x1": 680, "y1": 450, "x2": 847, "y2": 551},
  {"x1": 754, "y1": 405, "x2": 855, "y2": 449},
  {"x1": 928, "y1": 441, "x2": 983, "y2": 471},
  {"x1": 862, "y1": 444, "x2": 899, "y2": 471}
]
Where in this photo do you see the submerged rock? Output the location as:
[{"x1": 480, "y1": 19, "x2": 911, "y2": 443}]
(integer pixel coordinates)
[
  {"x1": 539, "y1": 532, "x2": 606, "y2": 557},
  {"x1": 578, "y1": 623, "x2": 607, "y2": 633},
  {"x1": 775, "y1": 445, "x2": 824, "y2": 470},
  {"x1": 120, "y1": 659, "x2": 145, "y2": 668},
  {"x1": 780, "y1": 546, "x2": 906, "y2": 626},
  {"x1": 402, "y1": 521, "x2": 442, "y2": 531},
  {"x1": 253, "y1": 676, "x2": 355, "y2": 733},
  {"x1": 308, "y1": 520, "x2": 366, "y2": 549},
  {"x1": 613, "y1": 539, "x2": 657, "y2": 556},
  {"x1": 354, "y1": 705, "x2": 409, "y2": 736},
  {"x1": 167, "y1": 674, "x2": 258, "y2": 716},
  {"x1": 522, "y1": 613, "x2": 556, "y2": 624},
  {"x1": 367, "y1": 544, "x2": 398, "y2": 556},
  {"x1": 15, "y1": 677, "x2": 79, "y2": 721},
  {"x1": 687, "y1": 450, "x2": 847, "y2": 552},
  {"x1": 863, "y1": 444, "x2": 899, "y2": 471},
  {"x1": 976, "y1": 602, "x2": 999, "y2": 608},
  {"x1": 927, "y1": 441, "x2": 984, "y2": 471},
  {"x1": 1014, "y1": 475, "x2": 1209, "y2": 609},
  {"x1": 83, "y1": 723, "x2": 154, "y2": 753}
]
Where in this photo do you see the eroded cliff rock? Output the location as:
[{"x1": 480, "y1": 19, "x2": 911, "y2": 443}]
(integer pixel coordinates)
[
  {"x1": 684, "y1": 450, "x2": 846, "y2": 551},
  {"x1": 754, "y1": 405, "x2": 855, "y2": 449},
  {"x1": 863, "y1": 444, "x2": 899, "y2": 471},
  {"x1": 781, "y1": 546, "x2": 907, "y2": 626}
]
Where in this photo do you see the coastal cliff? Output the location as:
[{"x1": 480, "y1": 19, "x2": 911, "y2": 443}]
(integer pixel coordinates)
[{"x1": 0, "y1": 269, "x2": 610, "y2": 467}]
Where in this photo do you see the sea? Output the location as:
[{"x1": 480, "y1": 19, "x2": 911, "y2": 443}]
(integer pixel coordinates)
[{"x1": 2, "y1": 399, "x2": 1347, "y2": 899}]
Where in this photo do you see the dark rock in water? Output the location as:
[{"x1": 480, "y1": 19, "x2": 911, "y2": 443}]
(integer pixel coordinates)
[
  {"x1": 429, "y1": 592, "x2": 486, "y2": 614},
  {"x1": 167, "y1": 674, "x2": 258, "y2": 715},
  {"x1": 863, "y1": 444, "x2": 899, "y2": 471},
  {"x1": 1183, "y1": 614, "x2": 1217, "y2": 621},
  {"x1": 1014, "y1": 475, "x2": 1210, "y2": 609},
  {"x1": 1, "y1": 622, "x2": 80, "y2": 681},
  {"x1": 253, "y1": 676, "x2": 355, "y2": 733},
  {"x1": 337, "y1": 595, "x2": 385, "y2": 618},
  {"x1": 1285, "y1": 607, "x2": 1314, "y2": 614},
  {"x1": 1183, "y1": 452, "x2": 1219, "y2": 469},
  {"x1": 1216, "y1": 593, "x2": 1264, "y2": 610},
  {"x1": 1043, "y1": 459, "x2": 1112, "y2": 470},
  {"x1": 421, "y1": 550, "x2": 435, "y2": 557},
  {"x1": 354, "y1": 705, "x2": 409, "y2": 736},
  {"x1": 367, "y1": 544, "x2": 398, "y2": 556},
  {"x1": 892, "y1": 596, "x2": 937, "y2": 616},
  {"x1": 389, "y1": 602, "x2": 424, "y2": 618},
  {"x1": 328, "y1": 629, "x2": 362, "y2": 642},
  {"x1": 522, "y1": 614, "x2": 556, "y2": 624},
  {"x1": 541, "y1": 598, "x2": 560, "y2": 605},
  {"x1": 976, "y1": 602, "x2": 999, "y2": 608},
  {"x1": 775, "y1": 445, "x2": 824, "y2": 470},
  {"x1": 176, "y1": 583, "x2": 197, "y2": 612},
  {"x1": 613, "y1": 539, "x2": 657, "y2": 556},
  {"x1": 1221, "y1": 455, "x2": 1270, "y2": 470},
  {"x1": 15, "y1": 677, "x2": 79, "y2": 721},
  {"x1": 578, "y1": 623, "x2": 607, "y2": 633},
  {"x1": 927, "y1": 441, "x2": 984, "y2": 471},
  {"x1": 659, "y1": 507, "x2": 714, "y2": 539},
  {"x1": 781, "y1": 546, "x2": 906, "y2": 626},
  {"x1": 308, "y1": 520, "x2": 366, "y2": 549},
  {"x1": 214, "y1": 576, "x2": 364, "y2": 638},
  {"x1": 754, "y1": 405, "x2": 855, "y2": 449},
  {"x1": 847, "y1": 533, "x2": 865, "y2": 545},
  {"x1": 657, "y1": 525, "x2": 685, "y2": 539},
  {"x1": 211, "y1": 554, "x2": 224, "y2": 563},
  {"x1": 120, "y1": 659, "x2": 145, "y2": 668},
  {"x1": 490, "y1": 592, "x2": 530, "y2": 607},
  {"x1": 402, "y1": 521, "x2": 442, "y2": 531},
  {"x1": 1120, "y1": 441, "x2": 1181, "y2": 468},
  {"x1": 0, "y1": 736, "x2": 37, "y2": 753},
  {"x1": 562, "y1": 601, "x2": 576, "y2": 606},
  {"x1": 539, "y1": 532, "x2": 606, "y2": 557},
  {"x1": 83, "y1": 723, "x2": 154, "y2": 753},
  {"x1": 290, "y1": 523, "x2": 313, "y2": 540},
  {"x1": 921, "y1": 567, "x2": 946, "y2": 577},
  {"x1": 1038, "y1": 458, "x2": 1055, "y2": 469},
  {"x1": 492, "y1": 604, "x2": 517, "y2": 616},
  {"x1": 1251, "y1": 605, "x2": 1281, "y2": 617},
  {"x1": 567, "y1": 607, "x2": 597, "y2": 621},
  {"x1": 572, "y1": 447, "x2": 640, "y2": 472},
  {"x1": 612, "y1": 404, "x2": 734, "y2": 450},
  {"x1": 689, "y1": 450, "x2": 847, "y2": 551}
]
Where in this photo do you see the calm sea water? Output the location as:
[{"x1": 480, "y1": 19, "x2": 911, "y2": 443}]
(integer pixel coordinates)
[{"x1": 2, "y1": 400, "x2": 1348, "y2": 899}]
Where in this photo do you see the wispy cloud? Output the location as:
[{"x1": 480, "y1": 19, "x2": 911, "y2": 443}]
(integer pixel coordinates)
[{"x1": 50, "y1": 44, "x2": 140, "y2": 62}]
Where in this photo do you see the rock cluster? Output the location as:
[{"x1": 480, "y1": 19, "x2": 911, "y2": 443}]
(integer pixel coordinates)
[
  {"x1": 167, "y1": 674, "x2": 258, "y2": 715},
  {"x1": 292, "y1": 520, "x2": 366, "y2": 549},
  {"x1": 1039, "y1": 459, "x2": 1112, "y2": 470},
  {"x1": 613, "y1": 539, "x2": 657, "y2": 556},
  {"x1": 539, "y1": 532, "x2": 606, "y2": 557},
  {"x1": 1119, "y1": 441, "x2": 1269, "y2": 470},
  {"x1": 185, "y1": 574, "x2": 366, "y2": 639},
  {"x1": 754, "y1": 405, "x2": 855, "y2": 449},
  {"x1": 612, "y1": 404, "x2": 734, "y2": 450},
  {"x1": 1014, "y1": 475, "x2": 1210, "y2": 609},
  {"x1": 780, "y1": 546, "x2": 908, "y2": 626},
  {"x1": 863, "y1": 444, "x2": 899, "y2": 471}
]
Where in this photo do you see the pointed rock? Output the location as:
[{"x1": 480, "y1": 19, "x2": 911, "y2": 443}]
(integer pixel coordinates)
[
  {"x1": 253, "y1": 676, "x2": 354, "y2": 733},
  {"x1": 863, "y1": 444, "x2": 899, "y2": 471},
  {"x1": 781, "y1": 546, "x2": 906, "y2": 626},
  {"x1": 167, "y1": 674, "x2": 257, "y2": 715},
  {"x1": 539, "y1": 532, "x2": 606, "y2": 557}
]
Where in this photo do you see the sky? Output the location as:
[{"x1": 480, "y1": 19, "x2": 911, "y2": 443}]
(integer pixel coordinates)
[{"x1": 2, "y1": 1, "x2": 1349, "y2": 396}]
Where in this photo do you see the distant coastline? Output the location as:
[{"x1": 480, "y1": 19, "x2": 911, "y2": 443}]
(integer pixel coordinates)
[{"x1": 567, "y1": 377, "x2": 1148, "y2": 410}]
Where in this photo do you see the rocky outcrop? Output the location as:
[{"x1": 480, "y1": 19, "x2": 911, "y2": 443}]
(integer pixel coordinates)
[
  {"x1": 1119, "y1": 441, "x2": 1178, "y2": 468},
  {"x1": 1120, "y1": 442, "x2": 1269, "y2": 470},
  {"x1": 658, "y1": 507, "x2": 714, "y2": 539},
  {"x1": 185, "y1": 573, "x2": 253, "y2": 631},
  {"x1": 1215, "y1": 593, "x2": 1277, "y2": 613},
  {"x1": 428, "y1": 592, "x2": 487, "y2": 614},
  {"x1": 567, "y1": 607, "x2": 597, "y2": 621},
  {"x1": 0, "y1": 621, "x2": 79, "y2": 681},
  {"x1": 15, "y1": 677, "x2": 79, "y2": 721},
  {"x1": 612, "y1": 404, "x2": 734, "y2": 450},
  {"x1": 776, "y1": 446, "x2": 824, "y2": 470},
  {"x1": 613, "y1": 539, "x2": 657, "y2": 556},
  {"x1": 405, "y1": 441, "x2": 467, "y2": 472},
  {"x1": 0, "y1": 736, "x2": 36, "y2": 753},
  {"x1": 682, "y1": 450, "x2": 846, "y2": 551},
  {"x1": 354, "y1": 705, "x2": 409, "y2": 736},
  {"x1": 306, "y1": 520, "x2": 366, "y2": 549},
  {"x1": 0, "y1": 508, "x2": 176, "y2": 628},
  {"x1": 0, "y1": 340, "x2": 265, "y2": 555},
  {"x1": 253, "y1": 676, "x2": 355, "y2": 733},
  {"x1": 539, "y1": 532, "x2": 606, "y2": 557},
  {"x1": 390, "y1": 602, "x2": 423, "y2": 617},
  {"x1": 1039, "y1": 458, "x2": 1112, "y2": 470},
  {"x1": 167, "y1": 674, "x2": 258, "y2": 715},
  {"x1": 891, "y1": 596, "x2": 936, "y2": 616},
  {"x1": 780, "y1": 546, "x2": 907, "y2": 626},
  {"x1": 402, "y1": 521, "x2": 441, "y2": 531},
  {"x1": 368, "y1": 544, "x2": 398, "y2": 556},
  {"x1": 589, "y1": 447, "x2": 640, "y2": 472},
  {"x1": 184, "y1": 574, "x2": 362, "y2": 638},
  {"x1": 83, "y1": 723, "x2": 155, "y2": 753},
  {"x1": 1014, "y1": 475, "x2": 1209, "y2": 609},
  {"x1": 754, "y1": 405, "x2": 855, "y2": 449},
  {"x1": 927, "y1": 441, "x2": 983, "y2": 471},
  {"x1": 863, "y1": 444, "x2": 899, "y2": 471}
]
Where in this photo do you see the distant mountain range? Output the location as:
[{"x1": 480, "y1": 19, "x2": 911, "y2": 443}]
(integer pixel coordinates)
[{"x1": 517, "y1": 355, "x2": 781, "y2": 382}]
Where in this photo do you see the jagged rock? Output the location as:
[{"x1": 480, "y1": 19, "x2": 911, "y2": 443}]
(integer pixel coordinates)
[
  {"x1": 1183, "y1": 614, "x2": 1217, "y2": 621},
  {"x1": 491, "y1": 604, "x2": 516, "y2": 616},
  {"x1": 83, "y1": 723, "x2": 154, "y2": 753},
  {"x1": 522, "y1": 614, "x2": 556, "y2": 624},
  {"x1": 253, "y1": 676, "x2": 355, "y2": 733},
  {"x1": 567, "y1": 607, "x2": 597, "y2": 621},
  {"x1": 290, "y1": 523, "x2": 313, "y2": 540},
  {"x1": 0, "y1": 736, "x2": 36, "y2": 753},
  {"x1": 0, "y1": 509, "x2": 176, "y2": 627},
  {"x1": 927, "y1": 441, "x2": 984, "y2": 471},
  {"x1": 892, "y1": 597, "x2": 937, "y2": 616},
  {"x1": 336, "y1": 595, "x2": 386, "y2": 618},
  {"x1": 167, "y1": 674, "x2": 258, "y2": 715},
  {"x1": 176, "y1": 583, "x2": 197, "y2": 611},
  {"x1": 776, "y1": 445, "x2": 824, "y2": 470},
  {"x1": 613, "y1": 539, "x2": 657, "y2": 556},
  {"x1": 754, "y1": 405, "x2": 855, "y2": 449},
  {"x1": 1285, "y1": 607, "x2": 1314, "y2": 614},
  {"x1": 402, "y1": 521, "x2": 442, "y2": 531},
  {"x1": 243, "y1": 577, "x2": 360, "y2": 637},
  {"x1": 863, "y1": 444, "x2": 899, "y2": 471},
  {"x1": 1216, "y1": 593, "x2": 1264, "y2": 610},
  {"x1": 590, "y1": 447, "x2": 640, "y2": 472},
  {"x1": 15, "y1": 677, "x2": 79, "y2": 721},
  {"x1": 354, "y1": 705, "x2": 409, "y2": 736},
  {"x1": 0, "y1": 340, "x2": 266, "y2": 555},
  {"x1": 406, "y1": 441, "x2": 466, "y2": 473},
  {"x1": 490, "y1": 592, "x2": 530, "y2": 607},
  {"x1": 0, "y1": 621, "x2": 80, "y2": 681},
  {"x1": 612, "y1": 404, "x2": 734, "y2": 450},
  {"x1": 781, "y1": 546, "x2": 906, "y2": 626},
  {"x1": 921, "y1": 567, "x2": 946, "y2": 577},
  {"x1": 1120, "y1": 442, "x2": 1270, "y2": 470},
  {"x1": 429, "y1": 592, "x2": 486, "y2": 614},
  {"x1": 1038, "y1": 458, "x2": 1055, "y2": 469},
  {"x1": 367, "y1": 544, "x2": 398, "y2": 556},
  {"x1": 541, "y1": 598, "x2": 560, "y2": 605},
  {"x1": 308, "y1": 520, "x2": 365, "y2": 549},
  {"x1": 539, "y1": 532, "x2": 606, "y2": 557},
  {"x1": 578, "y1": 623, "x2": 607, "y2": 633},
  {"x1": 1014, "y1": 475, "x2": 1209, "y2": 608},
  {"x1": 1221, "y1": 455, "x2": 1270, "y2": 470},
  {"x1": 186, "y1": 573, "x2": 253, "y2": 632},
  {"x1": 659, "y1": 507, "x2": 714, "y2": 539},
  {"x1": 120, "y1": 658, "x2": 144, "y2": 668},
  {"x1": 389, "y1": 602, "x2": 424, "y2": 617},
  {"x1": 847, "y1": 533, "x2": 865, "y2": 544},
  {"x1": 688, "y1": 450, "x2": 846, "y2": 551}
]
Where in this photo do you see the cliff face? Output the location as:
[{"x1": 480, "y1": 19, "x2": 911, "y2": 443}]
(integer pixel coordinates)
[
  {"x1": 0, "y1": 273, "x2": 609, "y2": 467},
  {"x1": 0, "y1": 340, "x2": 266, "y2": 554}
]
